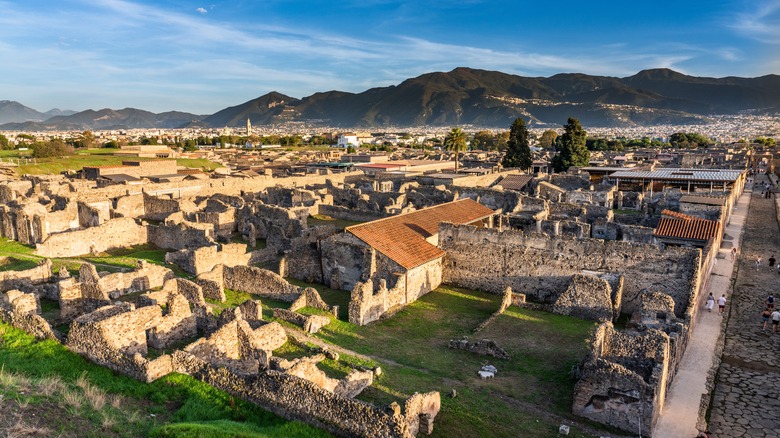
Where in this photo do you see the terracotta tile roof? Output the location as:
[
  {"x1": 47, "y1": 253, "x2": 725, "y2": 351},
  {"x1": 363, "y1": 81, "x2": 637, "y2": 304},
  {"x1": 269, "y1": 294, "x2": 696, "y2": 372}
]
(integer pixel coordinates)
[
  {"x1": 498, "y1": 174, "x2": 533, "y2": 191},
  {"x1": 346, "y1": 198, "x2": 494, "y2": 269},
  {"x1": 653, "y1": 209, "x2": 720, "y2": 242}
]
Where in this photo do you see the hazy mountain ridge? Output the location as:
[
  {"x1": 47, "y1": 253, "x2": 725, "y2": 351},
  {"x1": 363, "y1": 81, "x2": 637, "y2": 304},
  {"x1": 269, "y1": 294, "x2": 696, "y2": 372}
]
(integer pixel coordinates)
[{"x1": 2, "y1": 68, "x2": 779, "y2": 130}]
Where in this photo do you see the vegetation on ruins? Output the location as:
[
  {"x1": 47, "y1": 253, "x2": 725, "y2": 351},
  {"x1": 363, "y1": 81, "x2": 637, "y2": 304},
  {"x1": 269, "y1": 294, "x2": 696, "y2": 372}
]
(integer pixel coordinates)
[
  {"x1": 443, "y1": 127, "x2": 468, "y2": 172},
  {"x1": 501, "y1": 117, "x2": 533, "y2": 170},
  {"x1": 470, "y1": 130, "x2": 509, "y2": 151},
  {"x1": 551, "y1": 117, "x2": 590, "y2": 172}
]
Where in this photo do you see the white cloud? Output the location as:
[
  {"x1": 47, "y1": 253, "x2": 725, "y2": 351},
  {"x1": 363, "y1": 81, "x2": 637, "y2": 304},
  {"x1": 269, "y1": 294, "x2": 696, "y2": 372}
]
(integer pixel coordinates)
[
  {"x1": 729, "y1": 0, "x2": 780, "y2": 44},
  {"x1": 196, "y1": 7, "x2": 207, "y2": 14}
]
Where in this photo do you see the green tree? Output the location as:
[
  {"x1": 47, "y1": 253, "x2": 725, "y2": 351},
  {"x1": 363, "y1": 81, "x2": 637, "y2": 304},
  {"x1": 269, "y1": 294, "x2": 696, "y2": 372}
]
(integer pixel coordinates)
[
  {"x1": 538, "y1": 130, "x2": 558, "y2": 149},
  {"x1": 471, "y1": 131, "x2": 495, "y2": 150},
  {"x1": 501, "y1": 117, "x2": 532, "y2": 170},
  {"x1": 443, "y1": 127, "x2": 468, "y2": 172},
  {"x1": 0, "y1": 134, "x2": 10, "y2": 150},
  {"x1": 32, "y1": 139, "x2": 74, "y2": 158},
  {"x1": 495, "y1": 131, "x2": 510, "y2": 151},
  {"x1": 551, "y1": 117, "x2": 589, "y2": 172}
]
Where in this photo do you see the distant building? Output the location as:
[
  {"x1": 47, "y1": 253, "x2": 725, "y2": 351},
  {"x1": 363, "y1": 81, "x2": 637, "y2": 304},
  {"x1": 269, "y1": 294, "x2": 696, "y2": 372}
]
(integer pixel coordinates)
[{"x1": 246, "y1": 118, "x2": 252, "y2": 136}]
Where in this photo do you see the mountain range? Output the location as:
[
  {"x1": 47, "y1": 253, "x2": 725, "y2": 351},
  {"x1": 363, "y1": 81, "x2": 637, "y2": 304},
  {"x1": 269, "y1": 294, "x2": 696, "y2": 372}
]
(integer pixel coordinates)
[{"x1": 2, "y1": 68, "x2": 779, "y2": 131}]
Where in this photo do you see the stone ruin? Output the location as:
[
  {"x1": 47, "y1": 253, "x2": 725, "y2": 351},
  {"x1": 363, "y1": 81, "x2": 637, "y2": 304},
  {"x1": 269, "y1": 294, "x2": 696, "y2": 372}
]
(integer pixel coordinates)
[
  {"x1": 572, "y1": 322, "x2": 671, "y2": 437},
  {"x1": 0, "y1": 260, "x2": 441, "y2": 438}
]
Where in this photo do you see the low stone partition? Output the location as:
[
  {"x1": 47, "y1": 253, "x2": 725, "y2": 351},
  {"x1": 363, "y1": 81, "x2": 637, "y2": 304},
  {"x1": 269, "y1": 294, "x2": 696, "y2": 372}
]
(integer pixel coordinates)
[
  {"x1": 272, "y1": 308, "x2": 331, "y2": 334},
  {"x1": 97, "y1": 260, "x2": 174, "y2": 299},
  {"x1": 164, "y1": 243, "x2": 250, "y2": 275},
  {"x1": 0, "y1": 290, "x2": 62, "y2": 341},
  {"x1": 0, "y1": 258, "x2": 53, "y2": 291},
  {"x1": 448, "y1": 338, "x2": 510, "y2": 360},
  {"x1": 172, "y1": 350, "x2": 440, "y2": 438},
  {"x1": 270, "y1": 353, "x2": 374, "y2": 398}
]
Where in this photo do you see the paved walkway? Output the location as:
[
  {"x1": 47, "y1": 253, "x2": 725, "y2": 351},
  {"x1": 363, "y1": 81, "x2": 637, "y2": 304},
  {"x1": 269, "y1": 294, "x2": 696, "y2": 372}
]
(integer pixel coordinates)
[
  {"x1": 654, "y1": 185, "x2": 751, "y2": 438},
  {"x1": 707, "y1": 174, "x2": 780, "y2": 438}
]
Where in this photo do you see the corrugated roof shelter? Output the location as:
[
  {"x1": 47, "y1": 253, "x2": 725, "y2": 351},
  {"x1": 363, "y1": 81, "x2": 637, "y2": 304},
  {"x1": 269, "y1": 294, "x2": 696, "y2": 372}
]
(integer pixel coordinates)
[
  {"x1": 610, "y1": 167, "x2": 745, "y2": 193},
  {"x1": 346, "y1": 198, "x2": 494, "y2": 269},
  {"x1": 653, "y1": 209, "x2": 720, "y2": 246},
  {"x1": 497, "y1": 174, "x2": 533, "y2": 191}
]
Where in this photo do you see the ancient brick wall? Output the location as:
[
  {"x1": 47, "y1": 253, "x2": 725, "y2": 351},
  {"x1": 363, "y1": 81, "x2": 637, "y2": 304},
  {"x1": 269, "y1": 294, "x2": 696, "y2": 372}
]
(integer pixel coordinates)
[
  {"x1": 164, "y1": 243, "x2": 250, "y2": 275},
  {"x1": 440, "y1": 223, "x2": 700, "y2": 316},
  {"x1": 321, "y1": 233, "x2": 374, "y2": 291},
  {"x1": 224, "y1": 265, "x2": 302, "y2": 302},
  {"x1": 0, "y1": 258, "x2": 52, "y2": 291},
  {"x1": 98, "y1": 261, "x2": 174, "y2": 299},
  {"x1": 148, "y1": 220, "x2": 214, "y2": 250},
  {"x1": 36, "y1": 217, "x2": 148, "y2": 258}
]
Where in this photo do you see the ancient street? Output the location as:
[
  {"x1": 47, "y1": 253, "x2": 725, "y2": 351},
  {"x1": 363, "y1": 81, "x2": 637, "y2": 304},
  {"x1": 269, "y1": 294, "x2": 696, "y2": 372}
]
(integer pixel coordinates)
[{"x1": 708, "y1": 174, "x2": 780, "y2": 437}]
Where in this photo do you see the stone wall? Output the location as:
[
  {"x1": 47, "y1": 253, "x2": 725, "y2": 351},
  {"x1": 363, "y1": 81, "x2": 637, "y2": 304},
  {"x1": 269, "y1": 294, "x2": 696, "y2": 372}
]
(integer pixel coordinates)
[
  {"x1": 224, "y1": 265, "x2": 302, "y2": 302},
  {"x1": 36, "y1": 217, "x2": 149, "y2": 258},
  {"x1": 172, "y1": 349, "x2": 439, "y2": 438},
  {"x1": 98, "y1": 261, "x2": 174, "y2": 299},
  {"x1": 551, "y1": 274, "x2": 614, "y2": 322},
  {"x1": 0, "y1": 258, "x2": 53, "y2": 291},
  {"x1": 573, "y1": 323, "x2": 670, "y2": 436},
  {"x1": 440, "y1": 223, "x2": 700, "y2": 316},
  {"x1": 164, "y1": 243, "x2": 250, "y2": 275},
  {"x1": 148, "y1": 219, "x2": 214, "y2": 250}
]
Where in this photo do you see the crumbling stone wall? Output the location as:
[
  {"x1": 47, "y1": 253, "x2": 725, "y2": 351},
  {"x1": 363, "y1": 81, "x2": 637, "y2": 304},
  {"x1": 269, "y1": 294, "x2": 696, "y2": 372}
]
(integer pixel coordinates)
[
  {"x1": 164, "y1": 243, "x2": 250, "y2": 275},
  {"x1": 97, "y1": 260, "x2": 174, "y2": 299},
  {"x1": 0, "y1": 289, "x2": 62, "y2": 341},
  {"x1": 573, "y1": 323, "x2": 671, "y2": 436},
  {"x1": 148, "y1": 219, "x2": 214, "y2": 250},
  {"x1": 112, "y1": 193, "x2": 145, "y2": 218},
  {"x1": 143, "y1": 193, "x2": 196, "y2": 221},
  {"x1": 0, "y1": 258, "x2": 52, "y2": 291},
  {"x1": 36, "y1": 217, "x2": 148, "y2": 258},
  {"x1": 552, "y1": 274, "x2": 614, "y2": 322},
  {"x1": 147, "y1": 292, "x2": 197, "y2": 349},
  {"x1": 66, "y1": 303, "x2": 174, "y2": 382},
  {"x1": 440, "y1": 223, "x2": 700, "y2": 316},
  {"x1": 172, "y1": 349, "x2": 439, "y2": 438},
  {"x1": 321, "y1": 233, "x2": 375, "y2": 291},
  {"x1": 224, "y1": 265, "x2": 302, "y2": 302}
]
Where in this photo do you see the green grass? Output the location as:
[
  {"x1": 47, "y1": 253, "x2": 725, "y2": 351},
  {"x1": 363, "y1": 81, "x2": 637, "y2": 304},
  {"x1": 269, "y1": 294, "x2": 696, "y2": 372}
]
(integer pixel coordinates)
[
  {"x1": 11, "y1": 150, "x2": 224, "y2": 175},
  {"x1": 299, "y1": 285, "x2": 599, "y2": 437},
  {"x1": 0, "y1": 323, "x2": 331, "y2": 438}
]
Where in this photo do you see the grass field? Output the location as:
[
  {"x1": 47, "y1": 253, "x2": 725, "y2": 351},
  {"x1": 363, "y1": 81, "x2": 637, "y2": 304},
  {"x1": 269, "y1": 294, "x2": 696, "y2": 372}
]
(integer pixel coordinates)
[{"x1": 10, "y1": 149, "x2": 224, "y2": 175}]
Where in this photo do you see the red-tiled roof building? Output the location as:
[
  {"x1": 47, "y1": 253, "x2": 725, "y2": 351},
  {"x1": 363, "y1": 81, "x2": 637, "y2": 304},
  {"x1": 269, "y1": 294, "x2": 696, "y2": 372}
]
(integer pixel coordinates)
[
  {"x1": 321, "y1": 198, "x2": 495, "y2": 325},
  {"x1": 653, "y1": 209, "x2": 720, "y2": 247}
]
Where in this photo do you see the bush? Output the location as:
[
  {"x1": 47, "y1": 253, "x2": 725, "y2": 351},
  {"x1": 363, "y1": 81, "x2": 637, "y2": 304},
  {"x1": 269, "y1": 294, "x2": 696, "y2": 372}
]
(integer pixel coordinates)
[{"x1": 32, "y1": 140, "x2": 74, "y2": 158}]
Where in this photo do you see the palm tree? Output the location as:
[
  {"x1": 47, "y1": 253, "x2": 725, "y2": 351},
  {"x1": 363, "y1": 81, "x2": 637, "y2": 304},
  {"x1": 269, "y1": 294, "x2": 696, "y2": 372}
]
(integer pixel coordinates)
[{"x1": 443, "y1": 127, "x2": 468, "y2": 173}]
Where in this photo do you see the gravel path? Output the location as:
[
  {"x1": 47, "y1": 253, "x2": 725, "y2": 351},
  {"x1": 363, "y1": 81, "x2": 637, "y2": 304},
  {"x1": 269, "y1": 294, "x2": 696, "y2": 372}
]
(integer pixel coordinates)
[{"x1": 708, "y1": 174, "x2": 780, "y2": 438}]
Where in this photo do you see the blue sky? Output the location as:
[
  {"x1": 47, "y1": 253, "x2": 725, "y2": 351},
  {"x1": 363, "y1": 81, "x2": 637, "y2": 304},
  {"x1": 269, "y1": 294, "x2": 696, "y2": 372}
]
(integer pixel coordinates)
[{"x1": 0, "y1": 0, "x2": 778, "y2": 114}]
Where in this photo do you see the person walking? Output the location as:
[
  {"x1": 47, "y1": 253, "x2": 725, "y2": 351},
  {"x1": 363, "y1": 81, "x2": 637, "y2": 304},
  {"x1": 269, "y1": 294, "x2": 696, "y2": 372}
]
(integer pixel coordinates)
[
  {"x1": 718, "y1": 294, "x2": 727, "y2": 316},
  {"x1": 772, "y1": 308, "x2": 780, "y2": 333},
  {"x1": 731, "y1": 247, "x2": 737, "y2": 261},
  {"x1": 756, "y1": 256, "x2": 762, "y2": 270},
  {"x1": 705, "y1": 293, "x2": 715, "y2": 312},
  {"x1": 762, "y1": 307, "x2": 772, "y2": 332},
  {"x1": 768, "y1": 295, "x2": 775, "y2": 310}
]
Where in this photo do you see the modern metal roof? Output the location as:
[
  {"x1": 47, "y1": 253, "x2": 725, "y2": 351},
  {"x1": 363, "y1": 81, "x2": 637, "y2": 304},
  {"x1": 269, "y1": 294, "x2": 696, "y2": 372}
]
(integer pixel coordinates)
[{"x1": 609, "y1": 168, "x2": 744, "y2": 182}]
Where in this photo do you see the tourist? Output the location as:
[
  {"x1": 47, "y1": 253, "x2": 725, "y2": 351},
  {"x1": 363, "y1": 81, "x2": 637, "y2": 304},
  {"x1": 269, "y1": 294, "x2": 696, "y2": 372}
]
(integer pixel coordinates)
[
  {"x1": 718, "y1": 294, "x2": 727, "y2": 316},
  {"x1": 731, "y1": 247, "x2": 737, "y2": 261},
  {"x1": 756, "y1": 256, "x2": 762, "y2": 270},
  {"x1": 772, "y1": 308, "x2": 780, "y2": 333},
  {"x1": 768, "y1": 295, "x2": 775, "y2": 310},
  {"x1": 770, "y1": 256, "x2": 776, "y2": 268},
  {"x1": 705, "y1": 293, "x2": 715, "y2": 312},
  {"x1": 762, "y1": 307, "x2": 772, "y2": 332}
]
